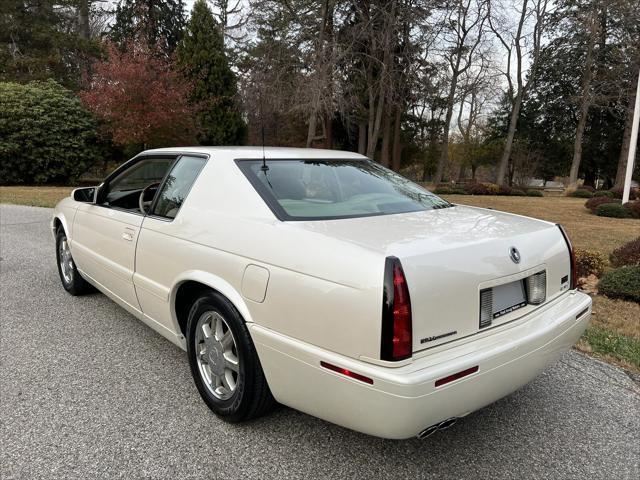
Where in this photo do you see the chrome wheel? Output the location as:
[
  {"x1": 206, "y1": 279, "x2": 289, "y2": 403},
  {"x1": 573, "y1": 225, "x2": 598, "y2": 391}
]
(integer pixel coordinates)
[
  {"x1": 194, "y1": 311, "x2": 239, "y2": 400},
  {"x1": 59, "y1": 238, "x2": 74, "y2": 285}
]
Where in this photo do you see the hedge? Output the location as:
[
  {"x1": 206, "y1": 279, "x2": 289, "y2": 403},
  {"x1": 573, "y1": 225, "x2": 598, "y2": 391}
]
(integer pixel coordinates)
[
  {"x1": 0, "y1": 80, "x2": 101, "y2": 184},
  {"x1": 596, "y1": 203, "x2": 633, "y2": 218},
  {"x1": 598, "y1": 266, "x2": 640, "y2": 303}
]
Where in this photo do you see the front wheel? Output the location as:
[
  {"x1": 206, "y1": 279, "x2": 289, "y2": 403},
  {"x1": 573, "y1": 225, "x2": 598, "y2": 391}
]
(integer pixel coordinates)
[
  {"x1": 55, "y1": 226, "x2": 94, "y2": 295},
  {"x1": 186, "y1": 290, "x2": 275, "y2": 422}
]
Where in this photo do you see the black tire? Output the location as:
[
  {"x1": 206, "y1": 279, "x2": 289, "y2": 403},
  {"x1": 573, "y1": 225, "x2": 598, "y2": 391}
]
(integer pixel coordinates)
[
  {"x1": 55, "y1": 226, "x2": 94, "y2": 295},
  {"x1": 186, "y1": 290, "x2": 276, "y2": 422}
]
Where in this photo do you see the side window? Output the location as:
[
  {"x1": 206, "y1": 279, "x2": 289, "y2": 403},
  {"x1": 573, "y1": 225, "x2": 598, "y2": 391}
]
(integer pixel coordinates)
[
  {"x1": 108, "y1": 158, "x2": 175, "y2": 195},
  {"x1": 151, "y1": 156, "x2": 206, "y2": 219}
]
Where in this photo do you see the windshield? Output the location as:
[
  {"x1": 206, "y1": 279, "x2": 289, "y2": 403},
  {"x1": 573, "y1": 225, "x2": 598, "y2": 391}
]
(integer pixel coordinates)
[{"x1": 236, "y1": 159, "x2": 452, "y2": 220}]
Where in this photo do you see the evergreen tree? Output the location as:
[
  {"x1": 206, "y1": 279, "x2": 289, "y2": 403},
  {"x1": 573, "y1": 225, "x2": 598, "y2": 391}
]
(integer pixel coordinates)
[
  {"x1": 177, "y1": 0, "x2": 246, "y2": 145},
  {"x1": 0, "y1": 0, "x2": 99, "y2": 89},
  {"x1": 109, "y1": 0, "x2": 186, "y2": 56}
]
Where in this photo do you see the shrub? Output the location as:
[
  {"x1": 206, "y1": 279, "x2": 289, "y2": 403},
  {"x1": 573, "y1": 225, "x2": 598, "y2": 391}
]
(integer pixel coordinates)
[
  {"x1": 609, "y1": 187, "x2": 638, "y2": 200},
  {"x1": 585, "y1": 196, "x2": 619, "y2": 213},
  {"x1": 486, "y1": 183, "x2": 500, "y2": 195},
  {"x1": 593, "y1": 190, "x2": 614, "y2": 198},
  {"x1": 610, "y1": 237, "x2": 640, "y2": 268},
  {"x1": 498, "y1": 185, "x2": 512, "y2": 195},
  {"x1": 579, "y1": 185, "x2": 595, "y2": 192},
  {"x1": 433, "y1": 186, "x2": 453, "y2": 195},
  {"x1": 526, "y1": 189, "x2": 543, "y2": 197},
  {"x1": 598, "y1": 266, "x2": 640, "y2": 303},
  {"x1": 465, "y1": 182, "x2": 489, "y2": 195},
  {"x1": 510, "y1": 189, "x2": 526, "y2": 196},
  {"x1": 450, "y1": 188, "x2": 467, "y2": 195},
  {"x1": 0, "y1": 80, "x2": 102, "y2": 184},
  {"x1": 574, "y1": 248, "x2": 606, "y2": 278},
  {"x1": 571, "y1": 189, "x2": 594, "y2": 198},
  {"x1": 623, "y1": 200, "x2": 640, "y2": 219},
  {"x1": 596, "y1": 203, "x2": 633, "y2": 218}
]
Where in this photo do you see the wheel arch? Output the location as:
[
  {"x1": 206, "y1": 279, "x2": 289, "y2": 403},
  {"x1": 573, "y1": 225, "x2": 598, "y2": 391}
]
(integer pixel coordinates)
[
  {"x1": 52, "y1": 213, "x2": 71, "y2": 240},
  {"x1": 170, "y1": 271, "x2": 255, "y2": 338}
]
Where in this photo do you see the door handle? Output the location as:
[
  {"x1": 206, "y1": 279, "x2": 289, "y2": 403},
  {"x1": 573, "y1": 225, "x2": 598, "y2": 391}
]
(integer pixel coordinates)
[{"x1": 122, "y1": 227, "x2": 135, "y2": 242}]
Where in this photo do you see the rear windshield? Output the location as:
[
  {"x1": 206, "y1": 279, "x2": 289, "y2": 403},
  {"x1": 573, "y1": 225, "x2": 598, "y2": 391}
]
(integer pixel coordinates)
[{"x1": 236, "y1": 159, "x2": 451, "y2": 220}]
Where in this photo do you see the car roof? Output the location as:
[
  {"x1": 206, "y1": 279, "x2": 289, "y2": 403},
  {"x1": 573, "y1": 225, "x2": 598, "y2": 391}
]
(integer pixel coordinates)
[{"x1": 142, "y1": 146, "x2": 367, "y2": 160}]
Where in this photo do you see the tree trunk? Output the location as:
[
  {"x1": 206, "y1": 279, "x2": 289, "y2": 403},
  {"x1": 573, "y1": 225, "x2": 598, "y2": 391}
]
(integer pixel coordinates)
[
  {"x1": 306, "y1": 0, "x2": 330, "y2": 148},
  {"x1": 324, "y1": 112, "x2": 332, "y2": 149},
  {"x1": 495, "y1": 91, "x2": 523, "y2": 185},
  {"x1": 568, "y1": 14, "x2": 598, "y2": 188},
  {"x1": 434, "y1": 73, "x2": 459, "y2": 184},
  {"x1": 78, "y1": 0, "x2": 90, "y2": 40},
  {"x1": 615, "y1": 65, "x2": 639, "y2": 188},
  {"x1": 380, "y1": 112, "x2": 392, "y2": 167},
  {"x1": 358, "y1": 122, "x2": 367, "y2": 155},
  {"x1": 306, "y1": 114, "x2": 317, "y2": 148},
  {"x1": 391, "y1": 105, "x2": 402, "y2": 171}
]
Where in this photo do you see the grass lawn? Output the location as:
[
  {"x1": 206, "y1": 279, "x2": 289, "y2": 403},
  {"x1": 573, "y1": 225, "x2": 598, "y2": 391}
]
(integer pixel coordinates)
[
  {"x1": 1, "y1": 187, "x2": 638, "y2": 371},
  {"x1": 0, "y1": 186, "x2": 73, "y2": 208},
  {"x1": 442, "y1": 194, "x2": 640, "y2": 372}
]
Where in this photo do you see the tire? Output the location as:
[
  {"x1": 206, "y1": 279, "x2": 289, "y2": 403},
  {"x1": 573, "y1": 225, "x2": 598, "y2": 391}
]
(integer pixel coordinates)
[
  {"x1": 55, "y1": 226, "x2": 94, "y2": 295},
  {"x1": 186, "y1": 290, "x2": 276, "y2": 422}
]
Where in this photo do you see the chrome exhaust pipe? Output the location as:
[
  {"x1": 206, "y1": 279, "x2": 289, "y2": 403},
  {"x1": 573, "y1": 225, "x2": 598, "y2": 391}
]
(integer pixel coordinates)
[{"x1": 417, "y1": 417, "x2": 458, "y2": 439}]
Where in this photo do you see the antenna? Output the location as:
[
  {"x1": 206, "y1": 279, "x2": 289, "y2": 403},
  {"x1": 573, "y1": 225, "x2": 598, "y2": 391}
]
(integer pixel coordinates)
[
  {"x1": 261, "y1": 124, "x2": 268, "y2": 172},
  {"x1": 259, "y1": 88, "x2": 268, "y2": 172}
]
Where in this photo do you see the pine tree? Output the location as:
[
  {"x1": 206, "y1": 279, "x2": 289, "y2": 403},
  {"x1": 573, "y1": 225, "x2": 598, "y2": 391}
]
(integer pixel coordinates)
[
  {"x1": 109, "y1": 0, "x2": 186, "y2": 56},
  {"x1": 177, "y1": 0, "x2": 246, "y2": 145},
  {"x1": 0, "y1": 0, "x2": 99, "y2": 89}
]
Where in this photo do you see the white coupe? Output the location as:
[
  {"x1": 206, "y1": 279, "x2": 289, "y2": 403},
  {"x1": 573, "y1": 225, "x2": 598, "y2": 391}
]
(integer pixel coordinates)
[{"x1": 52, "y1": 147, "x2": 592, "y2": 439}]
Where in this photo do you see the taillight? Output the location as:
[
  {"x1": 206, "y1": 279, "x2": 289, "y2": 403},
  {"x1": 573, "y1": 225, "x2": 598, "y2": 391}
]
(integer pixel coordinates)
[
  {"x1": 381, "y1": 257, "x2": 412, "y2": 361},
  {"x1": 557, "y1": 224, "x2": 577, "y2": 289}
]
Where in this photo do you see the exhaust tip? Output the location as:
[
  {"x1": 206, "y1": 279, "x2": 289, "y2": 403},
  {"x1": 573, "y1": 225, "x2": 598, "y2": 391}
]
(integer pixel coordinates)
[
  {"x1": 417, "y1": 417, "x2": 459, "y2": 440},
  {"x1": 438, "y1": 417, "x2": 457, "y2": 430},
  {"x1": 417, "y1": 424, "x2": 439, "y2": 440}
]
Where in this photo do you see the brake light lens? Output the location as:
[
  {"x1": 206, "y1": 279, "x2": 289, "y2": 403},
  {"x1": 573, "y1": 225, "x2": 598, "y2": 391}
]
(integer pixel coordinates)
[
  {"x1": 557, "y1": 224, "x2": 577, "y2": 289},
  {"x1": 381, "y1": 257, "x2": 412, "y2": 361}
]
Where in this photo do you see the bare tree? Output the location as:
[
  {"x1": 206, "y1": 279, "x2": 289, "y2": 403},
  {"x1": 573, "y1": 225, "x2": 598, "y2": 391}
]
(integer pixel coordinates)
[
  {"x1": 433, "y1": 0, "x2": 487, "y2": 184},
  {"x1": 567, "y1": 2, "x2": 600, "y2": 188},
  {"x1": 488, "y1": 0, "x2": 550, "y2": 185},
  {"x1": 209, "y1": 0, "x2": 248, "y2": 46}
]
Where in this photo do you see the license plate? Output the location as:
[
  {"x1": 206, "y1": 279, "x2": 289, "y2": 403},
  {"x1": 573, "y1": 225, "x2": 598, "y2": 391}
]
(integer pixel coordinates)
[{"x1": 492, "y1": 280, "x2": 527, "y2": 319}]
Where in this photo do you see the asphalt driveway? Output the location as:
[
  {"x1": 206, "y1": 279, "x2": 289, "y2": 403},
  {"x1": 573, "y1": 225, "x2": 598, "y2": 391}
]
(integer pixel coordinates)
[{"x1": 1, "y1": 204, "x2": 638, "y2": 479}]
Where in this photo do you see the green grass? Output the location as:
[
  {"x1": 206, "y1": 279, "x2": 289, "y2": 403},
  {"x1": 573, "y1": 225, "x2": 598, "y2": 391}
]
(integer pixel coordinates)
[
  {"x1": 0, "y1": 186, "x2": 73, "y2": 207},
  {"x1": 581, "y1": 326, "x2": 640, "y2": 370}
]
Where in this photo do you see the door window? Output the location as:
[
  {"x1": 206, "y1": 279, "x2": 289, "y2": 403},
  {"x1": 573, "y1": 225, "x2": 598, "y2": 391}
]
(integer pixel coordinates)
[
  {"x1": 151, "y1": 156, "x2": 207, "y2": 219},
  {"x1": 104, "y1": 157, "x2": 176, "y2": 211}
]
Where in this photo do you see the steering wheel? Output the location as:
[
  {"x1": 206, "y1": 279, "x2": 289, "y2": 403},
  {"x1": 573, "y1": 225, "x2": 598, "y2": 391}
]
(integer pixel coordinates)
[{"x1": 139, "y1": 182, "x2": 161, "y2": 214}]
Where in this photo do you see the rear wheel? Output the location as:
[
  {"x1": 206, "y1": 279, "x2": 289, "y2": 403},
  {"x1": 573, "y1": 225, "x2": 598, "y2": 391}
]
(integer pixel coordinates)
[
  {"x1": 186, "y1": 290, "x2": 275, "y2": 422},
  {"x1": 55, "y1": 226, "x2": 94, "y2": 295}
]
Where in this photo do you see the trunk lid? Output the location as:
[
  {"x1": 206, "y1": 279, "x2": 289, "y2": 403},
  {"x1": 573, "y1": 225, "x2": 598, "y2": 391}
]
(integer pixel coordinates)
[{"x1": 295, "y1": 205, "x2": 571, "y2": 352}]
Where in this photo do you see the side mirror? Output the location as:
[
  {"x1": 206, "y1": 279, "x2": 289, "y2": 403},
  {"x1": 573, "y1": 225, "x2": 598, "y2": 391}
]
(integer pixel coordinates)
[{"x1": 72, "y1": 187, "x2": 97, "y2": 203}]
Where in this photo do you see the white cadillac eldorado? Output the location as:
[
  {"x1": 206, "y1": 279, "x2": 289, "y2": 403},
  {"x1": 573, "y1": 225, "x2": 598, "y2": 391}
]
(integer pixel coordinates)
[{"x1": 52, "y1": 147, "x2": 592, "y2": 439}]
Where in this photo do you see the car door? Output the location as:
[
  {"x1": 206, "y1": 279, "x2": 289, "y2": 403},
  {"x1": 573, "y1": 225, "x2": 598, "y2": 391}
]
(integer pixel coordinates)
[
  {"x1": 71, "y1": 155, "x2": 177, "y2": 313},
  {"x1": 133, "y1": 154, "x2": 208, "y2": 332}
]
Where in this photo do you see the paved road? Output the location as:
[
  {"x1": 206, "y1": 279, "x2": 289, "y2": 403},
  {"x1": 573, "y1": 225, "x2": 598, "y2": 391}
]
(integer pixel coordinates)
[{"x1": 1, "y1": 204, "x2": 639, "y2": 479}]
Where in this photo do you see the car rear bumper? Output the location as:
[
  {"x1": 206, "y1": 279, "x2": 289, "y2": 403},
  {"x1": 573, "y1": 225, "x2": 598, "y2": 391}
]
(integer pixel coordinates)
[{"x1": 250, "y1": 290, "x2": 591, "y2": 439}]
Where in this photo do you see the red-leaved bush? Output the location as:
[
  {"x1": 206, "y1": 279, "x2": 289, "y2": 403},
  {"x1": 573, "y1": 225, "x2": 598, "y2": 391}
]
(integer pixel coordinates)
[
  {"x1": 80, "y1": 42, "x2": 197, "y2": 149},
  {"x1": 624, "y1": 200, "x2": 640, "y2": 219},
  {"x1": 609, "y1": 187, "x2": 638, "y2": 200},
  {"x1": 585, "y1": 196, "x2": 619, "y2": 213},
  {"x1": 609, "y1": 237, "x2": 640, "y2": 268}
]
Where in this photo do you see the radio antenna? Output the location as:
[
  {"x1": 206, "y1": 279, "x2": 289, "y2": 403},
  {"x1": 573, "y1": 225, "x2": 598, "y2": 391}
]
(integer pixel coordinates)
[{"x1": 259, "y1": 90, "x2": 268, "y2": 172}]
